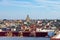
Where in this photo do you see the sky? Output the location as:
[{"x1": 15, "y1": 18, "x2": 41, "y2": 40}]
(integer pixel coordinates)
[{"x1": 0, "y1": 0, "x2": 60, "y2": 19}]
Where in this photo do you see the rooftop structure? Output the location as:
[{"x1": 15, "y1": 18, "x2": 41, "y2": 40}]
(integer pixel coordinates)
[{"x1": 26, "y1": 15, "x2": 30, "y2": 22}]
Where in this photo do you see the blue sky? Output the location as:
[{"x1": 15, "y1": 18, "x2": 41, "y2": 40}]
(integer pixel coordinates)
[{"x1": 0, "y1": 0, "x2": 60, "y2": 19}]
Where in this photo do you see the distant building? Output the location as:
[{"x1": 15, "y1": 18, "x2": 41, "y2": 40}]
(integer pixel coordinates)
[{"x1": 26, "y1": 15, "x2": 30, "y2": 22}]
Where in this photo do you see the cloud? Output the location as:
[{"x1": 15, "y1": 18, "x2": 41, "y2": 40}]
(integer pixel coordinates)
[
  {"x1": 0, "y1": 0, "x2": 60, "y2": 9},
  {"x1": 35, "y1": 0, "x2": 47, "y2": 2},
  {"x1": 34, "y1": 0, "x2": 60, "y2": 8},
  {"x1": 48, "y1": 0, "x2": 60, "y2": 1},
  {"x1": 0, "y1": 0, "x2": 46, "y2": 8},
  {"x1": 0, "y1": 0, "x2": 31, "y2": 6}
]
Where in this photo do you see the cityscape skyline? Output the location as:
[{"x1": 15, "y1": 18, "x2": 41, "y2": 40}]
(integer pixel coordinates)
[{"x1": 0, "y1": 0, "x2": 60, "y2": 19}]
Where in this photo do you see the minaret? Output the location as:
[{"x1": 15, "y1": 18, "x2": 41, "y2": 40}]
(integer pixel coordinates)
[{"x1": 26, "y1": 15, "x2": 30, "y2": 22}]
